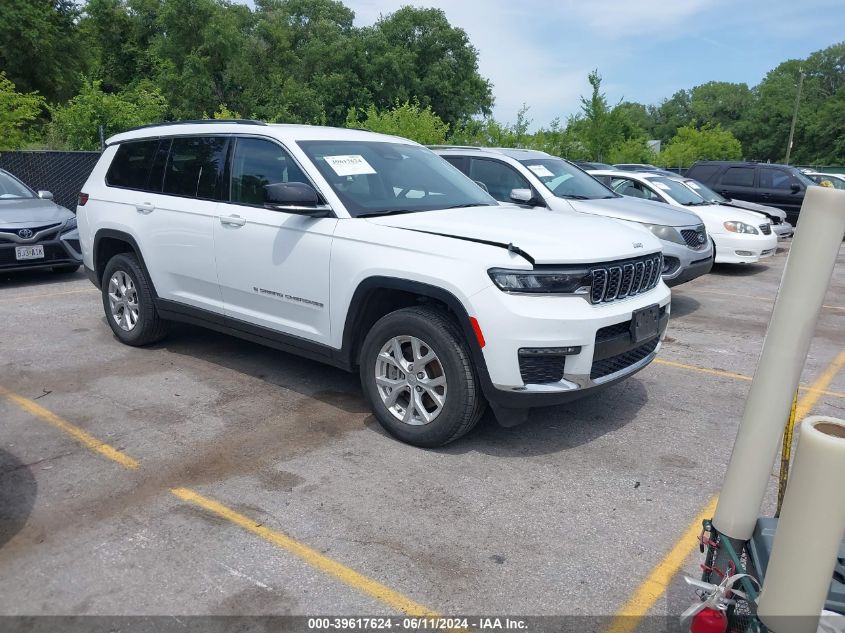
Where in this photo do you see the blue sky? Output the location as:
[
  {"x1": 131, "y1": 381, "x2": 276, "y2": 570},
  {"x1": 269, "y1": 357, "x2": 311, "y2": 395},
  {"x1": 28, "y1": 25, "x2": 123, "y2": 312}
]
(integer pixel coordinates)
[{"x1": 341, "y1": 0, "x2": 845, "y2": 128}]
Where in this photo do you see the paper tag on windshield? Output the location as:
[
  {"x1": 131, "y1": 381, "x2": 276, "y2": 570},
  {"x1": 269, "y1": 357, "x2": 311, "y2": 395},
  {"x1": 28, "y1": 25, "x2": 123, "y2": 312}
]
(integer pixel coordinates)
[
  {"x1": 324, "y1": 155, "x2": 376, "y2": 176},
  {"x1": 653, "y1": 182, "x2": 671, "y2": 191},
  {"x1": 527, "y1": 164, "x2": 554, "y2": 178}
]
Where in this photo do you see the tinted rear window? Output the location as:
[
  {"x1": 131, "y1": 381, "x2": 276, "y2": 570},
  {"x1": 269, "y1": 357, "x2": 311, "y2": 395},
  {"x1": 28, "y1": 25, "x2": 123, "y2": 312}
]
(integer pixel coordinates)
[
  {"x1": 687, "y1": 164, "x2": 720, "y2": 183},
  {"x1": 720, "y1": 167, "x2": 755, "y2": 187},
  {"x1": 163, "y1": 136, "x2": 228, "y2": 200},
  {"x1": 106, "y1": 140, "x2": 159, "y2": 190}
]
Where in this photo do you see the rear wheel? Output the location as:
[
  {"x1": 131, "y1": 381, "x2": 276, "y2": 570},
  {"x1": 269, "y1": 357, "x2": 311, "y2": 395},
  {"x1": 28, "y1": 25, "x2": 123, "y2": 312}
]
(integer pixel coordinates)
[
  {"x1": 359, "y1": 306, "x2": 485, "y2": 447},
  {"x1": 101, "y1": 253, "x2": 168, "y2": 346}
]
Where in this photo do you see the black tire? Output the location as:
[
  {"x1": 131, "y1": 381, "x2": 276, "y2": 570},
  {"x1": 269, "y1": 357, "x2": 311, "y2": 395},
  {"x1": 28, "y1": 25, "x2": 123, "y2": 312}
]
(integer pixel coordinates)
[
  {"x1": 359, "y1": 305, "x2": 486, "y2": 447},
  {"x1": 52, "y1": 264, "x2": 80, "y2": 274},
  {"x1": 101, "y1": 253, "x2": 168, "y2": 346}
]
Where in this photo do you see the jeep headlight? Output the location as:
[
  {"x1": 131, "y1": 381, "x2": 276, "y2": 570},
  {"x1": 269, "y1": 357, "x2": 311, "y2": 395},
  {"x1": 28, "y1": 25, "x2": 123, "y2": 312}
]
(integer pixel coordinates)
[
  {"x1": 723, "y1": 221, "x2": 758, "y2": 235},
  {"x1": 643, "y1": 224, "x2": 685, "y2": 245},
  {"x1": 488, "y1": 267, "x2": 592, "y2": 295}
]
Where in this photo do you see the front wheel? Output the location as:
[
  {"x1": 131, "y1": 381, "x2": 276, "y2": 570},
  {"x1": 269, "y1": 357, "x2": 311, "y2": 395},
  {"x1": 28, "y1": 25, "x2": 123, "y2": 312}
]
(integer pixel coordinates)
[{"x1": 359, "y1": 306, "x2": 485, "y2": 447}]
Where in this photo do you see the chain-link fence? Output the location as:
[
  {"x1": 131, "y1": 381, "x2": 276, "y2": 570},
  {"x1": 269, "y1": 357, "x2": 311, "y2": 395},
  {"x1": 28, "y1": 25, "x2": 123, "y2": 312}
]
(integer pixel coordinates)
[{"x1": 0, "y1": 151, "x2": 101, "y2": 212}]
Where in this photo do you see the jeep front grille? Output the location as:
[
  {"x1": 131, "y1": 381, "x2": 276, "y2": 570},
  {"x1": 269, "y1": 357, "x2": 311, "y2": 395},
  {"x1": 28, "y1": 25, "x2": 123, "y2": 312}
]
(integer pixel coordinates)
[{"x1": 590, "y1": 254, "x2": 662, "y2": 304}]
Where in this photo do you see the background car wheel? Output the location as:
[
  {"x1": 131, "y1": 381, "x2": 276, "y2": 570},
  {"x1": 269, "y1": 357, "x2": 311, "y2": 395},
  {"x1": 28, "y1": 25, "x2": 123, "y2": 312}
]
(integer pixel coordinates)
[
  {"x1": 52, "y1": 264, "x2": 80, "y2": 274},
  {"x1": 101, "y1": 253, "x2": 168, "y2": 346},
  {"x1": 359, "y1": 305, "x2": 485, "y2": 447}
]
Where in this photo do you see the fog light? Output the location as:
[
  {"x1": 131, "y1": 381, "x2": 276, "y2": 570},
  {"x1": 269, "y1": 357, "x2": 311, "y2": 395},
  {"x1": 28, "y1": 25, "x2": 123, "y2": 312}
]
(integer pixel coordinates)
[
  {"x1": 735, "y1": 250, "x2": 753, "y2": 256},
  {"x1": 662, "y1": 256, "x2": 680, "y2": 274}
]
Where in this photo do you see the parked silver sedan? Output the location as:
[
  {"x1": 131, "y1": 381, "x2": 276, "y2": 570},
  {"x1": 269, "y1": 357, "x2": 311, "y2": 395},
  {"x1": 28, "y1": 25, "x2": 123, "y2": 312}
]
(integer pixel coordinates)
[{"x1": 0, "y1": 168, "x2": 82, "y2": 274}]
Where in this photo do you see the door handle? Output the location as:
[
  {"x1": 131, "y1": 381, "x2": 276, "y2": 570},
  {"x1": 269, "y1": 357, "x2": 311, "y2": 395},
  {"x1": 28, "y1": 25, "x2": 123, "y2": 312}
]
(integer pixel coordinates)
[
  {"x1": 220, "y1": 215, "x2": 246, "y2": 227},
  {"x1": 136, "y1": 202, "x2": 155, "y2": 214}
]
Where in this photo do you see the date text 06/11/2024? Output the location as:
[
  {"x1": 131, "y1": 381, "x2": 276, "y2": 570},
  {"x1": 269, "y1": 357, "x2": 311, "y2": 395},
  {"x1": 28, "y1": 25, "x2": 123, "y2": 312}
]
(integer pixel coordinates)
[{"x1": 307, "y1": 617, "x2": 528, "y2": 630}]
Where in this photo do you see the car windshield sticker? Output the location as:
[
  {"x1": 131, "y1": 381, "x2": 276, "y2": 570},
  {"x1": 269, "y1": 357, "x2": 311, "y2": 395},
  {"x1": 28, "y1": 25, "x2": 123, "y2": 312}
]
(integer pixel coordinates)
[
  {"x1": 527, "y1": 164, "x2": 555, "y2": 178},
  {"x1": 653, "y1": 182, "x2": 671, "y2": 191},
  {"x1": 324, "y1": 155, "x2": 377, "y2": 177}
]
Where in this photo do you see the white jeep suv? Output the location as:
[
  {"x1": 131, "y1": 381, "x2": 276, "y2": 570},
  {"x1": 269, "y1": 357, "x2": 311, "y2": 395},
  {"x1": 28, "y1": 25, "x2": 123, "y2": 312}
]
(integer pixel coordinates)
[{"x1": 78, "y1": 121, "x2": 670, "y2": 447}]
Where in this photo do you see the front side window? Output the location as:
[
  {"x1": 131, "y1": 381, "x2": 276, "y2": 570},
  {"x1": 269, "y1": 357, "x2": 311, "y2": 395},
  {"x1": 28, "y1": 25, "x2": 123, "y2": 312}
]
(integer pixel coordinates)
[
  {"x1": 520, "y1": 158, "x2": 616, "y2": 200},
  {"x1": 229, "y1": 137, "x2": 309, "y2": 205},
  {"x1": 759, "y1": 168, "x2": 794, "y2": 190},
  {"x1": 163, "y1": 136, "x2": 228, "y2": 200},
  {"x1": 468, "y1": 158, "x2": 530, "y2": 202},
  {"x1": 0, "y1": 171, "x2": 35, "y2": 199},
  {"x1": 297, "y1": 140, "x2": 496, "y2": 217},
  {"x1": 720, "y1": 167, "x2": 755, "y2": 187},
  {"x1": 106, "y1": 140, "x2": 159, "y2": 190}
]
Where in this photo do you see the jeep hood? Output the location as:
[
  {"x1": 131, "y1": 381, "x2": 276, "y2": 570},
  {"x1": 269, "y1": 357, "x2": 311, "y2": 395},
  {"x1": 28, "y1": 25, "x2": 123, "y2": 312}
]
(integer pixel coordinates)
[
  {"x1": 365, "y1": 205, "x2": 659, "y2": 265},
  {"x1": 0, "y1": 197, "x2": 73, "y2": 225},
  {"x1": 566, "y1": 196, "x2": 703, "y2": 227}
]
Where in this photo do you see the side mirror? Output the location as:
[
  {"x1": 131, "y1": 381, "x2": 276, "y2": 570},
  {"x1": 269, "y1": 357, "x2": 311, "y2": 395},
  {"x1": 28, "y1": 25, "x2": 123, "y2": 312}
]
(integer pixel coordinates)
[
  {"x1": 509, "y1": 188, "x2": 533, "y2": 203},
  {"x1": 790, "y1": 183, "x2": 801, "y2": 194},
  {"x1": 264, "y1": 182, "x2": 332, "y2": 217},
  {"x1": 38, "y1": 190, "x2": 53, "y2": 200}
]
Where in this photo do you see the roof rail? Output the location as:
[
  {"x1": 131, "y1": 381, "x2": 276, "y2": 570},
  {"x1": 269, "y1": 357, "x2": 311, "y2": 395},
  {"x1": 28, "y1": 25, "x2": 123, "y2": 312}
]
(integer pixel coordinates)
[
  {"x1": 427, "y1": 144, "x2": 485, "y2": 150},
  {"x1": 122, "y1": 119, "x2": 268, "y2": 133}
]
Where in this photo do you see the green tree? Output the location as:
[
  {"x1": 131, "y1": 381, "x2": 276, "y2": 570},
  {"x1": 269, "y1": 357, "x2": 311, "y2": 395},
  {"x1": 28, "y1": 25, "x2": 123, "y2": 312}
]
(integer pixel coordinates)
[
  {"x1": 49, "y1": 80, "x2": 167, "y2": 150},
  {"x1": 362, "y1": 7, "x2": 493, "y2": 129},
  {"x1": 659, "y1": 124, "x2": 742, "y2": 168},
  {"x1": 0, "y1": 0, "x2": 85, "y2": 102},
  {"x1": 347, "y1": 100, "x2": 449, "y2": 145},
  {"x1": 689, "y1": 81, "x2": 752, "y2": 134},
  {"x1": 0, "y1": 73, "x2": 46, "y2": 149},
  {"x1": 606, "y1": 138, "x2": 657, "y2": 165},
  {"x1": 573, "y1": 69, "x2": 623, "y2": 161},
  {"x1": 650, "y1": 90, "x2": 693, "y2": 142}
]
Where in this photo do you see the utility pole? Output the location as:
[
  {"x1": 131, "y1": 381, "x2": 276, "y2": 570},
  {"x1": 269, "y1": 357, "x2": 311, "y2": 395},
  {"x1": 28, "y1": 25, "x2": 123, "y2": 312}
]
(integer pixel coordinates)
[{"x1": 784, "y1": 70, "x2": 804, "y2": 165}]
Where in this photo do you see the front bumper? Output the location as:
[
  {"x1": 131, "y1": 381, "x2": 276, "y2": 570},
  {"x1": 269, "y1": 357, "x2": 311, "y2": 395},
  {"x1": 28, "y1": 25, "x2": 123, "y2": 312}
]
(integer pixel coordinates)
[
  {"x1": 772, "y1": 221, "x2": 793, "y2": 239},
  {"x1": 0, "y1": 229, "x2": 82, "y2": 271},
  {"x1": 713, "y1": 231, "x2": 778, "y2": 264},
  {"x1": 660, "y1": 236, "x2": 713, "y2": 288},
  {"x1": 468, "y1": 282, "x2": 671, "y2": 410}
]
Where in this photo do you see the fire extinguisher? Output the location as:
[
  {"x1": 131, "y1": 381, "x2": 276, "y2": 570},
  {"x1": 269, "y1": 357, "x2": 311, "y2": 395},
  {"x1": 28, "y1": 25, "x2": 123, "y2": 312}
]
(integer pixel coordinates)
[{"x1": 681, "y1": 574, "x2": 759, "y2": 633}]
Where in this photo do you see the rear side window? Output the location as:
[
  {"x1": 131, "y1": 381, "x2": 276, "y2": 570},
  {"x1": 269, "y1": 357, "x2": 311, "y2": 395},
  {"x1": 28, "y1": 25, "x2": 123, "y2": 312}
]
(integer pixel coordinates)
[
  {"x1": 163, "y1": 136, "x2": 228, "y2": 200},
  {"x1": 106, "y1": 140, "x2": 159, "y2": 190},
  {"x1": 442, "y1": 156, "x2": 469, "y2": 174},
  {"x1": 687, "y1": 164, "x2": 720, "y2": 183},
  {"x1": 719, "y1": 167, "x2": 755, "y2": 187}
]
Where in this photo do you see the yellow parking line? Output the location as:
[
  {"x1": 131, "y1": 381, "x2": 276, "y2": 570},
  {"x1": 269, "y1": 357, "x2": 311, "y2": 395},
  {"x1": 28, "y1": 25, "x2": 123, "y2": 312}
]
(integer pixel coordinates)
[
  {"x1": 605, "y1": 349, "x2": 845, "y2": 632},
  {"x1": 0, "y1": 384, "x2": 440, "y2": 616},
  {"x1": 171, "y1": 487, "x2": 439, "y2": 616},
  {"x1": 653, "y1": 358, "x2": 845, "y2": 400},
  {"x1": 0, "y1": 288, "x2": 97, "y2": 302},
  {"x1": 0, "y1": 386, "x2": 138, "y2": 470}
]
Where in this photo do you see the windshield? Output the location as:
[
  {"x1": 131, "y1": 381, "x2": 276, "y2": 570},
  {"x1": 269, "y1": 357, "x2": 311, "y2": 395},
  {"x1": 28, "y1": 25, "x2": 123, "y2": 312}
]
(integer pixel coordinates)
[
  {"x1": 519, "y1": 158, "x2": 617, "y2": 200},
  {"x1": 647, "y1": 177, "x2": 709, "y2": 205},
  {"x1": 0, "y1": 171, "x2": 35, "y2": 199},
  {"x1": 683, "y1": 179, "x2": 726, "y2": 203},
  {"x1": 792, "y1": 170, "x2": 816, "y2": 188},
  {"x1": 297, "y1": 140, "x2": 496, "y2": 217}
]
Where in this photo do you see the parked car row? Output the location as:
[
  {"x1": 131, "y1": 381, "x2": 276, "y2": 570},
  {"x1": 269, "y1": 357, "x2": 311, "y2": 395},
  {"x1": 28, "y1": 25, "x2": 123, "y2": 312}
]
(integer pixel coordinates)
[{"x1": 2, "y1": 121, "x2": 816, "y2": 449}]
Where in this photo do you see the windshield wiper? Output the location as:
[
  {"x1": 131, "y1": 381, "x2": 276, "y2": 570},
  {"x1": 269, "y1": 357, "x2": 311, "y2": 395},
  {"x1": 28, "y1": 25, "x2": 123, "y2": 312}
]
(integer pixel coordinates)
[
  {"x1": 558, "y1": 194, "x2": 591, "y2": 200},
  {"x1": 682, "y1": 201, "x2": 710, "y2": 206},
  {"x1": 441, "y1": 203, "x2": 494, "y2": 209},
  {"x1": 356, "y1": 209, "x2": 419, "y2": 218}
]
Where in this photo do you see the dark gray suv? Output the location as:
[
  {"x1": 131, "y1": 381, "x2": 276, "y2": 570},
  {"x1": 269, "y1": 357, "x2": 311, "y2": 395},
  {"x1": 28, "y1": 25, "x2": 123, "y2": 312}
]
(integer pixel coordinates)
[
  {"x1": 0, "y1": 168, "x2": 81, "y2": 274},
  {"x1": 685, "y1": 161, "x2": 816, "y2": 226}
]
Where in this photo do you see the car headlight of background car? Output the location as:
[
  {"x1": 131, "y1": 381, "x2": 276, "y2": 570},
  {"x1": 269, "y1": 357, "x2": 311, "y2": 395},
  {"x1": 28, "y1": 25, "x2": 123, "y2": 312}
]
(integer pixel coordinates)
[
  {"x1": 488, "y1": 267, "x2": 592, "y2": 295},
  {"x1": 643, "y1": 224, "x2": 686, "y2": 245},
  {"x1": 61, "y1": 216, "x2": 77, "y2": 233},
  {"x1": 723, "y1": 221, "x2": 759, "y2": 235}
]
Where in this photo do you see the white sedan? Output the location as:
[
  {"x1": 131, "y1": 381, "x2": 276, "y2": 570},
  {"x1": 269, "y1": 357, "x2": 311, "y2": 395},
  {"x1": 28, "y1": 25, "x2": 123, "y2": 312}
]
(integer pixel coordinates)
[{"x1": 588, "y1": 170, "x2": 778, "y2": 265}]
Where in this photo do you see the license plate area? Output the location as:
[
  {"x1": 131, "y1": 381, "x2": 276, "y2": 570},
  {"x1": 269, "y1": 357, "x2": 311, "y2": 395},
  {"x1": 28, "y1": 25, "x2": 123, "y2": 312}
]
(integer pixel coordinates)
[
  {"x1": 15, "y1": 245, "x2": 45, "y2": 261},
  {"x1": 630, "y1": 304, "x2": 660, "y2": 343}
]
